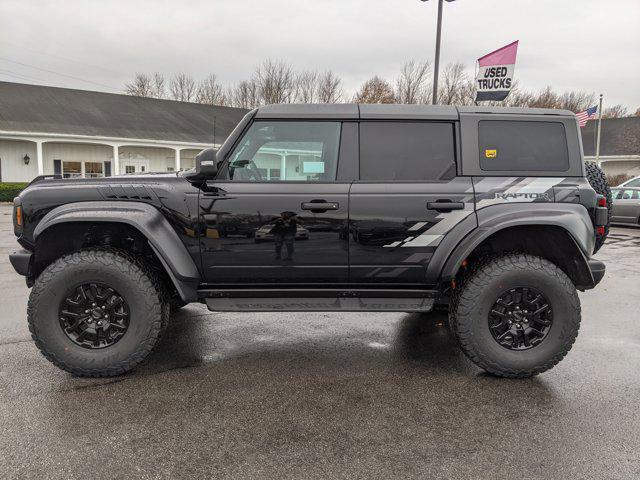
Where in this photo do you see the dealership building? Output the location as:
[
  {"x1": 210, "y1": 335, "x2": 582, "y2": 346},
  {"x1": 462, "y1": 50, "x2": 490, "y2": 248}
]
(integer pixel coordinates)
[
  {"x1": 0, "y1": 82, "x2": 247, "y2": 182},
  {"x1": 1, "y1": 81, "x2": 638, "y2": 183},
  {"x1": 582, "y1": 116, "x2": 640, "y2": 178}
]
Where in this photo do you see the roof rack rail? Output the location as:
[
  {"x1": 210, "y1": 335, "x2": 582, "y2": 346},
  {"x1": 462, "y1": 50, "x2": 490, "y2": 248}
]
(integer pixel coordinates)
[{"x1": 27, "y1": 174, "x2": 62, "y2": 187}]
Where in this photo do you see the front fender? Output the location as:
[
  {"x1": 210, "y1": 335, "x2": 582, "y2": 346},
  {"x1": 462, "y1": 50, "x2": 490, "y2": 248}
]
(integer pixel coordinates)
[{"x1": 33, "y1": 201, "x2": 200, "y2": 301}]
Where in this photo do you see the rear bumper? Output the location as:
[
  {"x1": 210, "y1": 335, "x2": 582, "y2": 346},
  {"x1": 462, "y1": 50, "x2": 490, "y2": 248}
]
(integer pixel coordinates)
[
  {"x1": 587, "y1": 259, "x2": 606, "y2": 287},
  {"x1": 9, "y1": 249, "x2": 32, "y2": 276}
]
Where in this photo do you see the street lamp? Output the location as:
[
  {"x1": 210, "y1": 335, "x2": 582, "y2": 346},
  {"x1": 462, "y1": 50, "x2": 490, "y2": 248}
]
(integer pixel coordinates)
[{"x1": 421, "y1": 0, "x2": 456, "y2": 105}]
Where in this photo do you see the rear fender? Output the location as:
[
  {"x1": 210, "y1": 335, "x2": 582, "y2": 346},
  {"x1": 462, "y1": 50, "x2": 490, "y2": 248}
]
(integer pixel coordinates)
[{"x1": 438, "y1": 203, "x2": 596, "y2": 288}]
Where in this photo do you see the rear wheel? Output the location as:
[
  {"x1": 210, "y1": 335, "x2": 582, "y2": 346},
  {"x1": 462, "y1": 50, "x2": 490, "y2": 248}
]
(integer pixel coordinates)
[
  {"x1": 449, "y1": 254, "x2": 581, "y2": 378},
  {"x1": 28, "y1": 249, "x2": 166, "y2": 377},
  {"x1": 585, "y1": 162, "x2": 611, "y2": 253}
]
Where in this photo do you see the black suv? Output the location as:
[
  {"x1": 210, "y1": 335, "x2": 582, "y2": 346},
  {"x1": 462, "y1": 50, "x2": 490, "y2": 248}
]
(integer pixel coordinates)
[{"x1": 10, "y1": 104, "x2": 610, "y2": 378}]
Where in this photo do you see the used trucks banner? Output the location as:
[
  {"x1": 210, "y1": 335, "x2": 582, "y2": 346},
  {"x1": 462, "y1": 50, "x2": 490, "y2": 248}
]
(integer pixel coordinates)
[{"x1": 475, "y1": 40, "x2": 518, "y2": 102}]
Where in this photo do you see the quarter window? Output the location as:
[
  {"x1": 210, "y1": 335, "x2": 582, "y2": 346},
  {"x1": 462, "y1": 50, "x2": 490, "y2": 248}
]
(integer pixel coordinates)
[
  {"x1": 479, "y1": 120, "x2": 569, "y2": 172},
  {"x1": 359, "y1": 122, "x2": 456, "y2": 181},
  {"x1": 224, "y1": 121, "x2": 341, "y2": 182}
]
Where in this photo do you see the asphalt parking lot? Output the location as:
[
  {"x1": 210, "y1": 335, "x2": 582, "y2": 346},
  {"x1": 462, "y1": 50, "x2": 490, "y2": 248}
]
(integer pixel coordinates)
[{"x1": 1, "y1": 203, "x2": 639, "y2": 480}]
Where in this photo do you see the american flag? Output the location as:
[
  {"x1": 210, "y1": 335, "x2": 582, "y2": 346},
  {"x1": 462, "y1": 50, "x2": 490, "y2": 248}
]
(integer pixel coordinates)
[{"x1": 576, "y1": 105, "x2": 598, "y2": 127}]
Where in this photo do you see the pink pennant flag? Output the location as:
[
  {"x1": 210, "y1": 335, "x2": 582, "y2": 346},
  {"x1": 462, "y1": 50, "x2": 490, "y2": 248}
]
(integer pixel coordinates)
[{"x1": 478, "y1": 40, "x2": 519, "y2": 67}]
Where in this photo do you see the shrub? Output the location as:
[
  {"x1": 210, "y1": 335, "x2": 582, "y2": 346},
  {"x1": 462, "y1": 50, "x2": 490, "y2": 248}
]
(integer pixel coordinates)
[
  {"x1": 605, "y1": 174, "x2": 632, "y2": 187},
  {"x1": 0, "y1": 182, "x2": 28, "y2": 202}
]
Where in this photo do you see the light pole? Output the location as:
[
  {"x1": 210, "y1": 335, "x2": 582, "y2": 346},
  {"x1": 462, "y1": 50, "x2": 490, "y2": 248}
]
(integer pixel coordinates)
[{"x1": 421, "y1": 0, "x2": 456, "y2": 105}]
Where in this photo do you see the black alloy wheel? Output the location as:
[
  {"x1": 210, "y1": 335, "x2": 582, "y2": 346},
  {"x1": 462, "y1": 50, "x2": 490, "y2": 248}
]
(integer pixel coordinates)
[
  {"x1": 488, "y1": 287, "x2": 553, "y2": 351},
  {"x1": 59, "y1": 283, "x2": 130, "y2": 349}
]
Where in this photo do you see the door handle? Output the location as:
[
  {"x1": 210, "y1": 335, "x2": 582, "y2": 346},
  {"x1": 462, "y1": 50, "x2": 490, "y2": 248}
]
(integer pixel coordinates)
[
  {"x1": 301, "y1": 201, "x2": 339, "y2": 211},
  {"x1": 427, "y1": 201, "x2": 465, "y2": 212}
]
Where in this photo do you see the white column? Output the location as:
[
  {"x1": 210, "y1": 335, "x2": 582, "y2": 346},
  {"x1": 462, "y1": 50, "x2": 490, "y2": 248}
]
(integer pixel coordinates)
[
  {"x1": 113, "y1": 145, "x2": 120, "y2": 176},
  {"x1": 36, "y1": 141, "x2": 44, "y2": 175},
  {"x1": 81, "y1": 162, "x2": 86, "y2": 179},
  {"x1": 280, "y1": 152, "x2": 286, "y2": 180},
  {"x1": 175, "y1": 148, "x2": 181, "y2": 171}
]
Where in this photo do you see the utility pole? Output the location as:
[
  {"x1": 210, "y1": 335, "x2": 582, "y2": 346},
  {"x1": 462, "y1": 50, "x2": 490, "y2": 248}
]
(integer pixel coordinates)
[
  {"x1": 421, "y1": 0, "x2": 455, "y2": 105},
  {"x1": 595, "y1": 94, "x2": 603, "y2": 167},
  {"x1": 432, "y1": 0, "x2": 444, "y2": 105}
]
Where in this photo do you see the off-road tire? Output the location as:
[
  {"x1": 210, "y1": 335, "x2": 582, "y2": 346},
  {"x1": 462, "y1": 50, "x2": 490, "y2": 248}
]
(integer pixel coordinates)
[
  {"x1": 28, "y1": 249, "x2": 166, "y2": 377},
  {"x1": 449, "y1": 254, "x2": 581, "y2": 378},
  {"x1": 585, "y1": 162, "x2": 611, "y2": 253}
]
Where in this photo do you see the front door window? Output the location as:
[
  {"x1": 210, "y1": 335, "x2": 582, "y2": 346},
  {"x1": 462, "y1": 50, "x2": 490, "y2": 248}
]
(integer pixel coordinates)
[{"x1": 223, "y1": 121, "x2": 341, "y2": 182}]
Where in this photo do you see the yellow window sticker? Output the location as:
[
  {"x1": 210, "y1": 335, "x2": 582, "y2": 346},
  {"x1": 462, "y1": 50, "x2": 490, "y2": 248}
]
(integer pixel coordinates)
[{"x1": 485, "y1": 149, "x2": 497, "y2": 158}]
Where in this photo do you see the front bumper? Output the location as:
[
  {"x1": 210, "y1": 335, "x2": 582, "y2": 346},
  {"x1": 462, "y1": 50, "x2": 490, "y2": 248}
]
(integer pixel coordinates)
[{"x1": 9, "y1": 249, "x2": 32, "y2": 276}]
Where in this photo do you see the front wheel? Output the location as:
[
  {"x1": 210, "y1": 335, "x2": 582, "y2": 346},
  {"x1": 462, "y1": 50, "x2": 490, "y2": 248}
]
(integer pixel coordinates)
[
  {"x1": 449, "y1": 254, "x2": 581, "y2": 378},
  {"x1": 28, "y1": 249, "x2": 167, "y2": 377}
]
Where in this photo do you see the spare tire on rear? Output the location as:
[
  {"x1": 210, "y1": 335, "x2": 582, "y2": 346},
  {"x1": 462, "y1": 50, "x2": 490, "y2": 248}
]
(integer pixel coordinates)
[{"x1": 585, "y1": 162, "x2": 611, "y2": 254}]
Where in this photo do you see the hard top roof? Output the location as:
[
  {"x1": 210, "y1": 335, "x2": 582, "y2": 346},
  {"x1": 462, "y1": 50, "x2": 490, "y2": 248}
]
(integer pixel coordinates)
[{"x1": 255, "y1": 103, "x2": 575, "y2": 120}]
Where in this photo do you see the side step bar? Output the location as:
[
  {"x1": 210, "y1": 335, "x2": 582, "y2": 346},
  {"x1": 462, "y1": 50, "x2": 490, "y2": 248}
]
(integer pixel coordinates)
[{"x1": 201, "y1": 289, "x2": 436, "y2": 312}]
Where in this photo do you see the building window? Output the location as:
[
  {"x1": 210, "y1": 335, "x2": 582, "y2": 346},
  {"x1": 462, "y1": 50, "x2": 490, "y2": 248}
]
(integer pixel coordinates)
[
  {"x1": 62, "y1": 161, "x2": 82, "y2": 178},
  {"x1": 167, "y1": 167, "x2": 174, "y2": 172},
  {"x1": 125, "y1": 165, "x2": 135, "y2": 174},
  {"x1": 84, "y1": 162, "x2": 104, "y2": 178}
]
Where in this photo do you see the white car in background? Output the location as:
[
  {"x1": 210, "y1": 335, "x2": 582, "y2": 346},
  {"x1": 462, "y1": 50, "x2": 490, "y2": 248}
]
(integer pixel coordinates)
[{"x1": 618, "y1": 176, "x2": 640, "y2": 188}]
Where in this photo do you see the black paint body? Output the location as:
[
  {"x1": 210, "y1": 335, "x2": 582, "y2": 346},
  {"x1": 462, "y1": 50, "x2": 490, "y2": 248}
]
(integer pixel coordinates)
[{"x1": 11, "y1": 105, "x2": 606, "y2": 310}]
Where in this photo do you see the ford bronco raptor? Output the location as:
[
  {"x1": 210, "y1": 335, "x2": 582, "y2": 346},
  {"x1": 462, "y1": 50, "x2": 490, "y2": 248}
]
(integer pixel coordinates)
[{"x1": 10, "y1": 104, "x2": 610, "y2": 378}]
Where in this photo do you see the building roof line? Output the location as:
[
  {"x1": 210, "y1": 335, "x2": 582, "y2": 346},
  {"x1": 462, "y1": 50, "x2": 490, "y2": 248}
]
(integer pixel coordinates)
[{"x1": 0, "y1": 130, "x2": 216, "y2": 149}]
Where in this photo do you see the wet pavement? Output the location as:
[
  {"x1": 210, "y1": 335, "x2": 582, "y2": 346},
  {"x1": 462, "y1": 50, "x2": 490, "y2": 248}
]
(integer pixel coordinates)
[{"x1": 0, "y1": 203, "x2": 639, "y2": 479}]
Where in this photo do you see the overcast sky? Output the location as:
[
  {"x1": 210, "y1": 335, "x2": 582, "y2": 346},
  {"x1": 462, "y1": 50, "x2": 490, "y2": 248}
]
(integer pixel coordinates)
[{"x1": 1, "y1": 0, "x2": 638, "y2": 109}]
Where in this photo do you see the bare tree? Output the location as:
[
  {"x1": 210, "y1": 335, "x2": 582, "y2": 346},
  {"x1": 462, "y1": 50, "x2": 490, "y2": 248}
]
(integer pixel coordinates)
[
  {"x1": 196, "y1": 74, "x2": 227, "y2": 105},
  {"x1": 503, "y1": 81, "x2": 534, "y2": 107},
  {"x1": 317, "y1": 71, "x2": 343, "y2": 103},
  {"x1": 294, "y1": 70, "x2": 319, "y2": 103},
  {"x1": 124, "y1": 73, "x2": 153, "y2": 97},
  {"x1": 558, "y1": 91, "x2": 595, "y2": 112},
  {"x1": 526, "y1": 86, "x2": 560, "y2": 109},
  {"x1": 169, "y1": 73, "x2": 197, "y2": 102},
  {"x1": 602, "y1": 104, "x2": 629, "y2": 118},
  {"x1": 438, "y1": 63, "x2": 469, "y2": 105},
  {"x1": 395, "y1": 61, "x2": 431, "y2": 104},
  {"x1": 354, "y1": 76, "x2": 396, "y2": 104},
  {"x1": 230, "y1": 80, "x2": 260, "y2": 109},
  {"x1": 254, "y1": 59, "x2": 295, "y2": 105},
  {"x1": 150, "y1": 72, "x2": 166, "y2": 99}
]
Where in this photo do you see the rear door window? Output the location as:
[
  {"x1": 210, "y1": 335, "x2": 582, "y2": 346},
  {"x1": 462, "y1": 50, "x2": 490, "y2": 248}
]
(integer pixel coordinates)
[
  {"x1": 359, "y1": 122, "x2": 456, "y2": 181},
  {"x1": 478, "y1": 120, "x2": 569, "y2": 172}
]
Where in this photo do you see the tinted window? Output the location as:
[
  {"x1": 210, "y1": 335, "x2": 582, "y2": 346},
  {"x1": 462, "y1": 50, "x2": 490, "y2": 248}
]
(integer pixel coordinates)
[
  {"x1": 479, "y1": 121, "x2": 569, "y2": 172},
  {"x1": 359, "y1": 122, "x2": 456, "y2": 181},
  {"x1": 225, "y1": 121, "x2": 341, "y2": 182}
]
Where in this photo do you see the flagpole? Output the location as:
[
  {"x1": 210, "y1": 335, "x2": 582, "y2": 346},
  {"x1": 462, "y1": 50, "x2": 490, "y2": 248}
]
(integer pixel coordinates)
[{"x1": 595, "y1": 94, "x2": 603, "y2": 167}]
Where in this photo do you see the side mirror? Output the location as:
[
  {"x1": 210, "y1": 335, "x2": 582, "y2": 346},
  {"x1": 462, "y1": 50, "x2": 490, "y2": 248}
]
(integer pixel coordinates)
[{"x1": 195, "y1": 148, "x2": 218, "y2": 177}]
